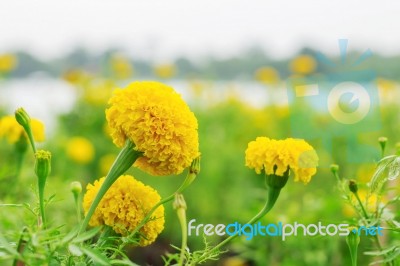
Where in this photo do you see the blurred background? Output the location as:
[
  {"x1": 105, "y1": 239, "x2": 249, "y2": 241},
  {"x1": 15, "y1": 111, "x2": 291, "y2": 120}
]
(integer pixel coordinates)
[{"x1": 0, "y1": 1, "x2": 399, "y2": 265}]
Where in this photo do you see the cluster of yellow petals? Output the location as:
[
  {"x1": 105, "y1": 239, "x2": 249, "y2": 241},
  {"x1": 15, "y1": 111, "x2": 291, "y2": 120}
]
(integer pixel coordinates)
[
  {"x1": 83, "y1": 175, "x2": 165, "y2": 246},
  {"x1": 245, "y1": 137, "x2": 318, "y2": 184},
  {"x1": 0, "y1": 115, "x2": 45, "y2": 143},
  {"x1": 106, "y1": 81, "x2": 199, "y2": 176}
]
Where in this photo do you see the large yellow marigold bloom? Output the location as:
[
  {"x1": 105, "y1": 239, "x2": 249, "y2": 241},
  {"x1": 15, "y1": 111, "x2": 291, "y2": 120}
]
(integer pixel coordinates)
[
  {"x1": 105, "y1": 81, "x2": 199, "y2": 176},
  {"x1": 83, "y1": 175, "x2": 165, "y2": 246},
  {"x1": 66, "y1": 137, "x2": 95, "y2": 164},
  {"x1": 0, "y1": 115, "x2": 45, "y2": 143},
  {"x1": 245, "y1": 137, "x2": 318, "y2": 184}
]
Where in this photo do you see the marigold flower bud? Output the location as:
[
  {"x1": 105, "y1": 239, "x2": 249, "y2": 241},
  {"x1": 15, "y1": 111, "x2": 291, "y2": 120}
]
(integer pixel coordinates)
[
  {"x1": 330, "y1": 164, "x2": 339, "y2": 175},
  {"x1": 70, "y1": 181, "x2": 82, "y2": 195},
  {"x1": 15, "y1": 107, "x2": 31, "y2": 129},
  {"x1": 173, "y1": 193, "x2": 187, "y2": 210},
  {"x1": 346, "y1": 226, "x2": 360, "y2": 266},
  {"x1": 35, "y1": 150, "x2": 51, "y2": 180},
  {"x1": 378, "y1": 136, "x2": 388, "y2": 155},
  {"x1": 348, "y1": 179, "x2": 358, "y2": 194}
]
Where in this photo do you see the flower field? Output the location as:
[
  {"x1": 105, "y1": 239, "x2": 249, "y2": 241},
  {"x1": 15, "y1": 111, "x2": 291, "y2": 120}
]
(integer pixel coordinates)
[{"x1": 0, "y1": 51, "x2": 399, "y2": 266}]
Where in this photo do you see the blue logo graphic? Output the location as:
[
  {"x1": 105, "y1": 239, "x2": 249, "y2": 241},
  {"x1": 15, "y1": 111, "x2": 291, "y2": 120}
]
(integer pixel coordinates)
[{"x1": 287, "y1": 39, "x2": 381, "y2": 165}]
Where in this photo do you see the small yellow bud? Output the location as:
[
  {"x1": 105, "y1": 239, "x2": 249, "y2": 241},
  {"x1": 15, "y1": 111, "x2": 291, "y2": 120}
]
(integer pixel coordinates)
[
  {"x1": 348, "y1": 179, "x2": 358, "y2": 194},
  {"x1": 35, "y1": 150, "x2": 51, "y2": 180}
]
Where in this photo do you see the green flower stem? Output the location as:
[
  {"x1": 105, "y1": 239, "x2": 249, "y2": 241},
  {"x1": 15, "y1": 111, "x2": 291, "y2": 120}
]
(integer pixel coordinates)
[
  {"x1": 194, "y1": 186, "x2": 282, "y2": 264},
  {"x1": 353, "y1": 192, "x2": 391, "y2": 265},
  {"x1": 178, "y1": 209, "x2": 188, "y2": 266},
  {"x1": 109, "y1": 158, "x2": 200, "y2": 260},
  {"x1": 79, "y1": 140, "x2": 142, "y2": 234},
  {"x1": 126, "y1": 158, "x2": 200, "y2": 240},
  {"x1": 193, "y1": 172, "x2": 289, "y2": 265},
  {"x1": 174, "y1": 194, "x2": 188, "y2": 266},
  {"x1": 38, "y1": 180, "x2": 46, "y2": 228},
  {"x1": 353, "y1": 192, "x2": 369, "y2": 220}
]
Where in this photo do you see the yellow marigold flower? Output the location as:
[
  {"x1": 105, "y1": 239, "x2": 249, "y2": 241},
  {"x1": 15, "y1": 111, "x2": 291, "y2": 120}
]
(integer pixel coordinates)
[
  {"x1": 66, "y1": 137, "x2": 95, "y2": 164},
  {"x1": 110, "y1": 54, "x2": 134, "y2": 79},
  {"x1": 0, "y1": 115, "x2": 45, "y2": 143},
  {"x1": 254, "y1": 66, "x2": 280, "y2": 85},
  {"x1": 83, "y1": 175, "x2": 165, "y2": 246},
  {"x1": 0, "y1": 53, "x2": 17, "y2": 73},
  {"x1": 153, "y1": 63, "x2": 176, "y2": 79},
  {"x1": 106, "y1": 81, "x2": 199, "y2": 176},
  {"x1": 289, "y1": 55, "x2": 317, "y2": 75},
  {"x1": 245, "y1": 137, "x2": 318, "y2": 184}
]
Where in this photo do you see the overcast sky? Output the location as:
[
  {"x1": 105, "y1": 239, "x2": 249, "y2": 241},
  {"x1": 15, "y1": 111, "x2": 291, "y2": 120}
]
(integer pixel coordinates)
[{"x1": 0, "y1": 0, "x2": 399, "y2": 60}]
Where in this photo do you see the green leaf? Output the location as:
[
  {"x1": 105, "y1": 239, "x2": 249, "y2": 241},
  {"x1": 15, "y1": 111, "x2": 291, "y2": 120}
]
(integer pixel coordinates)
[
  {"x1": 60, "y1": 225, "x2": 80, "y2": 245},
  {"x1": 371, "y1": 155, "x2": 398, "y2": 193},
  {"x1": 80, "y1": 246, "x2": 111, "y2": 266},
  {"x1": 110, "y1": 259, "x2": 140, "y2": 266},
  {"x1": 72, "y1": 226, "x2": 102, "y2": 243},
  {"x1": 68, "y1": 244, "x2": 83, "y2": 256}
]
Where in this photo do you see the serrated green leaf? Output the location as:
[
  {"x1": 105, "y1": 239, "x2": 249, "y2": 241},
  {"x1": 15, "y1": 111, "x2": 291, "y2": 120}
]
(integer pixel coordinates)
[{"x1": 80, "y1": 246, "x2": 111, "y2": 266}]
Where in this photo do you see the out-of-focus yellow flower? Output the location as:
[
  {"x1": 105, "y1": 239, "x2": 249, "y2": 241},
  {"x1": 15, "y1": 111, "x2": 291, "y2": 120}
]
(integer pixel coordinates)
[
  {"x1": 66, "y1": 137, "x2": 95, "y2": 164},
  {"x1": 82, "y1": 79, "x2": 115, "y2": 105},
  {"x1": 62, "y1": 69, "x2": 91, "y2": 85},
  {"x1": 377, "y1": 78, "x2": 398, "y2": 102},
  {"x1": 110, "y1": 54, "x2": 134, "y2": 79},
  {"x1": 0, "y1": 115, "x2": 45, "y2": 143},
  {"x1": 356, "y1": 164, "x2": 376, "y2": 183},
  {"x1": 99, "y1": 153, "x2": 117, "y2": 175},
  {"x1": 289, "y1": 55, "x2": 317, "y2": 75},
  {"x1": 153, "y1": 63, "x2": 176, "y2": 79},
  {"x1": 83, "y1": 175, "x2": 165, "y2": 246},
  {"x1": 245, "y1": 137, "x2": 318, "y2": 184},
  {"x1": 254, "y1": 66, "x2": 280, "y2": 85},
  {"x1": 221, "y1": 256, "x2": 248, "y2": 266},
  {"x1": 106, "y1": 81, "x2": 199, "y2": 176},
  {"x1": 343, "y1": 189, "x2": 387, "y2": 217},
  {"x1": 0, "y1": 54, "x2": 17, "y2": 73}
]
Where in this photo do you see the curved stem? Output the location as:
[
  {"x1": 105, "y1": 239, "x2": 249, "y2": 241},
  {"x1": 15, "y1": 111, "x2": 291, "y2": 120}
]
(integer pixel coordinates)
[
  {"x1": 79, "y1": 140, "x2": 141, "y2": 234},
  {"x1": 108, "y1": 158, "x2": 200, "y2": 260},
  {"x1": 193, "y1": 186, "x2": 282, "y2": 264}
]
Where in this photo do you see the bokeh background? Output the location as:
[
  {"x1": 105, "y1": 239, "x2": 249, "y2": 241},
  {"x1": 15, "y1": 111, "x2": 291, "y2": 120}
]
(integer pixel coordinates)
[{"x1": 1, "y1": 1, "x2": 399, "y2": 265}]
